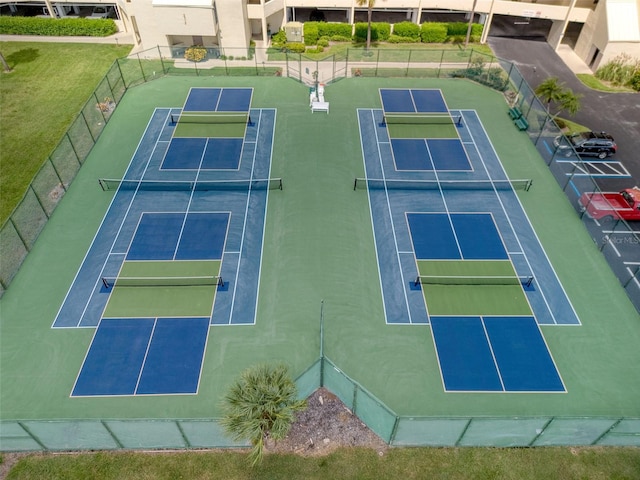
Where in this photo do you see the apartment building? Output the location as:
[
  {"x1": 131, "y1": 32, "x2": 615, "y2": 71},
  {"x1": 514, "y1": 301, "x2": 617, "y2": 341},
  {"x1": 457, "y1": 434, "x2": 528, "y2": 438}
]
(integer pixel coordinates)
[{"x1": 2, "y1": 0, "x2": 639, "y2": 70}]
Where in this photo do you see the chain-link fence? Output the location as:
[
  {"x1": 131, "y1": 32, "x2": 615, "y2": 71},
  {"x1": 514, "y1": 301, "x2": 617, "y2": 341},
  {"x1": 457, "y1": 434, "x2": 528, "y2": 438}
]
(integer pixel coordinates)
[
  {"x1": 4, "y1": 44, "x2": 636, "y2": 305},
  {"x1": 2, "y1": 355, "x2": 639, "y2": 451},
  {"x1": 496, "y1": 60, "x2": 640, "y2": 312}
]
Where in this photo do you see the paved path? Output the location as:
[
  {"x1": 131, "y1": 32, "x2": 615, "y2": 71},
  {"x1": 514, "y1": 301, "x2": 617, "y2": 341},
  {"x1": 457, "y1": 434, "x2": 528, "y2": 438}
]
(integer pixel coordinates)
[{"x1": 489, "y1": 37, "x2": 640, "y2": 192}]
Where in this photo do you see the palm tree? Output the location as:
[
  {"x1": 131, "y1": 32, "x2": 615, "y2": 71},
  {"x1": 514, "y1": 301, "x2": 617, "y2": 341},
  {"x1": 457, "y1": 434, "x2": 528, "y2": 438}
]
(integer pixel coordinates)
[
  {"x1": 557, "y1": 90, "x2": 582, "y2": 117},
  {"x1": 535, "y1": 77, "x2": 565, "y2": 114},
  {"x1": 221, "y1": 363, "x2": 306, "y2": 465},
  {"x1": 356, "y1": 0, "x2": 375, "y2": 51},
  {"x1": 535, "y1": 77, "x2": 581, "y2": 118}
]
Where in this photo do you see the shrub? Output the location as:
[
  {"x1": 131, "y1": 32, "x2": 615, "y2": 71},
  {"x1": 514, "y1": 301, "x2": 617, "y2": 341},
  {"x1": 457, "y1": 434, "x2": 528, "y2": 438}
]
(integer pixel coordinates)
[
  {"x1": 421, "y1": 22, "x2": 448, "y2": 43},
  {"x1": 306, "y1": 46, "x2": 324, "y2": 54},
  {"x1": 303, "y1": 22, "x2": 319, "y2": 45},
  {"x1": 447, "y1": 22, "x2": 468, "y2": 36},
  {"x1": 450, "y1": 57, "x2": 508, "y2": 91},
  {"x1": 271, "y1": 29, "x2": 287, "y2": 48},
  {"x1": 353, "y1": 22, "x2": 390, "y2": 42},
  {"x1": 317, "y1": 38, "x2": 329, "y2": 48},
  {"x1": 330, "y1": 34, "x2": 352, "y2": 42},
  {"x1": 283, "y1": 42, "x2": 306, "y2": 53},
  {"x1": 0, "y1": 16, "x2": 116, "y2": 36},
  {"x1": 387, "y1": 34, "x2": 420, "y2": 44},
  {"x1": 184, "y1": 45, "x2": 207, "y2": 62},
  {"x1": 595, "y1": 53, "x2": 640, "y2": 86},
  {"x1": 393, "y1": 21, "x2": 420, "y2": 39},
  {"x1": 317, "y1": 22, "x2": 352, "y2": 38},
  {"x1": 629, "y1": 72, "x2": 640, "y2": 91}
]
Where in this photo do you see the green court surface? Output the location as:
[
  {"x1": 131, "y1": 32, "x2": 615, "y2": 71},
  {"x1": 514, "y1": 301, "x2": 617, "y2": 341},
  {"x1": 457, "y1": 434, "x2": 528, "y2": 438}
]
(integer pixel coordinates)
[
  {"x1": 103, "y1": 260, "x2": 221, "y2": 317},
  {"x1": 417, "y1": 260, "x2": 531, "y2": 315},
  {"x1": 1, "y1": 76, "x2": 639, "y2": 444},
  {"x1": 386, "y1": 121, "x2": 458, "y2": 139},
  {"x1": 173, "y1": 113, "x2": 248, "y2": 138}
]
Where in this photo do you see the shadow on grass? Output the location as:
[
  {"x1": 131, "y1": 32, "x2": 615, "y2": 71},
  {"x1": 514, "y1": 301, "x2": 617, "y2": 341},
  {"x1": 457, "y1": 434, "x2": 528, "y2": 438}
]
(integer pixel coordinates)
[{"x1": 6, "y1": 47, "x2": 40, "y2": 67}]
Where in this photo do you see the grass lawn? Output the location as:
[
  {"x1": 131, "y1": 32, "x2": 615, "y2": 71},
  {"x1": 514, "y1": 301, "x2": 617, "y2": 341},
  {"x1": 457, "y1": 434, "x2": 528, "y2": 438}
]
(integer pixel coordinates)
[
  {"x1": 576, "y1": 73, "x2": 635, "y2": 92},
  {"x1": 0, "y1": 41, "x2": 132, "y2": 224},
  {"x1": 3, "y1": 447, "x2": 640, "y2": 479}
]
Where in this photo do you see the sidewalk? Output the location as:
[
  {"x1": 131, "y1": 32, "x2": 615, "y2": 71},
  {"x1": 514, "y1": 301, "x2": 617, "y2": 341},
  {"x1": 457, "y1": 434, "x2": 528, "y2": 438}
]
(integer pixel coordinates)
[{"x1": 555, "y1": 44, "x2": 593, "y2": 75}]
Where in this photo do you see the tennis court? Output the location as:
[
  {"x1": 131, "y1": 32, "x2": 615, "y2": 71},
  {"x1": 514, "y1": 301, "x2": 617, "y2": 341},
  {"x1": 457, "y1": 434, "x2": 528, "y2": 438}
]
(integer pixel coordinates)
[
  {"x1": 1, "y1": 77, "x2": 639, "y2": 449},
  {"x1": 357, "y1": 88, "x2": 576, "y2": 392},
  {"x1": 54, "y1": 87, "x2": 278, "y2": 397}
]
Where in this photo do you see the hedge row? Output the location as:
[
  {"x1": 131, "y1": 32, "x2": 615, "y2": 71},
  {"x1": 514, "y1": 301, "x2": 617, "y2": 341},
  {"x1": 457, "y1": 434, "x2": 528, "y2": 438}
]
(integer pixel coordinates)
[
  {"x1": 301, "y1": 21, "x2": 483, "y2": 45},
  {"x1": 0, "y1": 16, "x2": 117, "y2": 36},
  {"x1": 303, "y1": 21, "x2": 352, "y2": 46}
]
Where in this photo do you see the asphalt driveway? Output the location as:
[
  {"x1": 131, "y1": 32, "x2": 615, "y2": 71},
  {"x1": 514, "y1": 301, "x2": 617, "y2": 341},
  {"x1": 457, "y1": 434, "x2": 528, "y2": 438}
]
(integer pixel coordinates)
[{"x1": 489, "y1": 37, "x2": 640, "y2": 193}]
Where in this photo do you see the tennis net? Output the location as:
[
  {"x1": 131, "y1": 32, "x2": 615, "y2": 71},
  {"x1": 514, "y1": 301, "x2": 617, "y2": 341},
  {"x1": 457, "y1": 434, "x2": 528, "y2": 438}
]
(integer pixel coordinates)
[
  {"x1": 170, "y1": 112, "x2": 252, "y2": 125},
  {"x1": 382, "y1": 113, "x2": 462, "y2": 126},
  {"x1": 415, "y1": 275, "x2": 533, "y2": 287},
  {"x1": 102, "y1": 275, "x2": 224, "y2": 288},
  {"x1": 353, "y1": 178, "x2": 532, "y2": 191},
  {"x1": 99, "y1": 178, "x2": 283, "y2": 192}
]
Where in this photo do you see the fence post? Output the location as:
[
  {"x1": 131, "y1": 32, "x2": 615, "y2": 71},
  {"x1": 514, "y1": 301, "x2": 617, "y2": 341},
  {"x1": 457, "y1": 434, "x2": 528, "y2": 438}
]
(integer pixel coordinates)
[
  {"x1": 389, "y1": 416, "x2": 400, "y2": 445},
  {"x1": 158, "y1": 45, "x2": 167, "y2": 75},
  {"x1": 136, "y1": 52, "x2": 147, "y2": 83}
]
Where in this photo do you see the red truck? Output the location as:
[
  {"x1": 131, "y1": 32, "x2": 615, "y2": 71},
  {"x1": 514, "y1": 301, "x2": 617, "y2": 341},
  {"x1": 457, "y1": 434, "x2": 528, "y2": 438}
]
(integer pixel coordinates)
[{"x1": 579, "y1": 187, "x2": 640, "y2": 222}]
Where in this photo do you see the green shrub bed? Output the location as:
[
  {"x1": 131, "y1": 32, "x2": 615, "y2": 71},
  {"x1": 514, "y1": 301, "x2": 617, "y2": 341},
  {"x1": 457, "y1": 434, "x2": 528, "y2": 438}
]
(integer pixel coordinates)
[{"x1": 0, "y1": 16, "x2": 117, "y2": 36}]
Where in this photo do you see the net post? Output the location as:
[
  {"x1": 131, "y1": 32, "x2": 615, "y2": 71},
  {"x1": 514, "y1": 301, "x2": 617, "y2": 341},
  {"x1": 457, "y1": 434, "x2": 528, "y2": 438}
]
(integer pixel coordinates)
[
  {"x1": 247, "y1": 115, "x2": 253, "y2": 126},
  {"x1": 455, "y1": 115, "x2": 463, "y2": 127},
  {"x1": 101, "y1": 277, "x2": 111, "y2": 289},
  {"x1": 217, "y1": 276, "x2": 224, "y2": 287},
  {"x1": 414, "y1": 276, "x2": 421, "y2": 287},
  {"x1": 526, "y1": 179, "x2": 533, "y2": 191},
  {"x1": 98, "y1": 179, "x2": 107, "y2": 191},
  {"x1": 353, "y1": 178, "x2": 358, "y2": 190},
  {"x1": 524, "y1": 276, "x2": 533, "y2": 288}
]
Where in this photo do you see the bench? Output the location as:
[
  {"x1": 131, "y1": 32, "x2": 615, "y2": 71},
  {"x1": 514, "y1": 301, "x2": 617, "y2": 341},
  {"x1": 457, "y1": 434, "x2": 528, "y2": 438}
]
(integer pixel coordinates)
[
  {"x1": 508, "y1": 106, "x2": 523, "y2": 120},
  {"x1": 514, "y1": 116, "x2": 529, "y2": 131},
  {"x1": 311, "y1": 101, "x2": 329, "y2": 114}
]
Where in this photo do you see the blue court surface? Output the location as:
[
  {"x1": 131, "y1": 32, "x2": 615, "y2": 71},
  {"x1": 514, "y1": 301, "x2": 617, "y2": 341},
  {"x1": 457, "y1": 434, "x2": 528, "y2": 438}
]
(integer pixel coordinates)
[
  {"x1": 72, "y1": 317, "x2": 209, "y2": 396},
  {"x1": 127, "y1": 212, "x2": 228, "y2": 261},
  {"x1": 380, "y1": 88, "x2": 449, "y2": 113},
  {"x1": 183, "y1": 87, "x2": 253, "y2": 112},
  {"x1": 391, "y1": 139, "x2": 472, "y2": 172},
  {"x1": 54, "y1": 88, "x2": 277, "y2": 397},
  {"x1": 407, "y1": 213, "x2": 509, "y2": 260},
  {"x1": 161, "y1": 138, "x2": 244, "y2": 170},
  {"x1": 431, "y1": 316, "x2": 565, "y2": 392}
]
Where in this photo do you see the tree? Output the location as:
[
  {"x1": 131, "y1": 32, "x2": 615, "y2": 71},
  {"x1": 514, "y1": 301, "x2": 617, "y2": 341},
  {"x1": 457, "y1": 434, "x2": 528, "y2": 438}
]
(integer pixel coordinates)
[
  {"x1": 221, "y1": 363, "x2": 306, "y2": 465},
  {"x1": 356, "y1": 0, "x2": 375, "y2": 51},
  {"x1": 535, "y1": 77, "x2": 581, "y2": 118}
]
